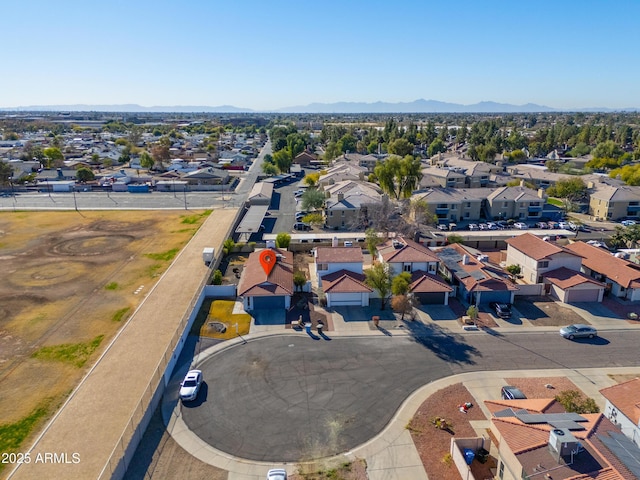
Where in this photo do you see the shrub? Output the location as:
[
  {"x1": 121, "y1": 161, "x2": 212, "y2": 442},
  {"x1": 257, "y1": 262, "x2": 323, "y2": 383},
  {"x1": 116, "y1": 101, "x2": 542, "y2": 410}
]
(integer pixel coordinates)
[
  {"x1": 555, "y1": 390, "x2": 600, "y2": 414},
  {"x1": 212, "y1": 269, "x2": 223, "y2": 285}
]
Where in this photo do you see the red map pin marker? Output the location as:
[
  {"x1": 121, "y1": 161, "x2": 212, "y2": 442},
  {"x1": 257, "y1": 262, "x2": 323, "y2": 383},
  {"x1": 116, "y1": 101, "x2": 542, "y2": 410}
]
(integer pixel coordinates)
[{"x1": 259, "y1": 249, "x2": 277, "y2": 276}]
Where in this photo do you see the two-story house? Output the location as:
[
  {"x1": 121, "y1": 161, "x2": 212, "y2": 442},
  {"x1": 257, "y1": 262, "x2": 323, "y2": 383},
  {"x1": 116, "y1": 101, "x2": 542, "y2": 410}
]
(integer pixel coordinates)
[
  {"x1": 315, "y1": 247, "x2": 371, "y2": 307},
  {"x1": 565, "y1": 241, "x2": 640, "y2": 301},
  {"x1": 377, "y1": 237, "x2": 452, "y2": 305},
  {"x1": 505, "y1": 233, "x2": 605, "y2": 303},
  {"x1": 600, "y1": 378, "x2": 640, "y2": 446},
  {"x1": 420, "y1": 166, "x2": 466, "y2": 189},
  {"x1": 485, "y1": 186, "x2": 546, "y2": 221}
]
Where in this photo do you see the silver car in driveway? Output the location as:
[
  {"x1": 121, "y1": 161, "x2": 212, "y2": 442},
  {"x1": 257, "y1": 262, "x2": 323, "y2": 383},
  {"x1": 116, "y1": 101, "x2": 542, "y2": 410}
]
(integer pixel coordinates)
[{"x1": 559, "y1": 324, "x2": 597, "y2": 340}]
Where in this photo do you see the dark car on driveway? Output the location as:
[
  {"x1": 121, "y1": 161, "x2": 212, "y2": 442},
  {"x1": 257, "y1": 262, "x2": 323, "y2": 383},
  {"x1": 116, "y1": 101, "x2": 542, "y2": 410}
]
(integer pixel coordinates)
[
  {"x1": 489, "y1": 302, "x2": 512, "y2": 318},
  {"x1": 501, "y1": 385, "x2": 527, "y2": 400}
]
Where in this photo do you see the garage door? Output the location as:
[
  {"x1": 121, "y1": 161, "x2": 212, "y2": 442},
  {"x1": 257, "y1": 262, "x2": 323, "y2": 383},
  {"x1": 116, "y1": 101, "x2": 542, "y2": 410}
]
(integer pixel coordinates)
[
  {"x1": 415, "y1": 292, "x2": 445, "y2": 305},
  {"x1": 329, "y1": 293, "x2": 362, "y2": 306},
  {"x1": 252, "y1": 296, "x2": 285, "y2": 309},
  {"x1": 566, "y1": 288, "x2": 600, "y2": 303}
]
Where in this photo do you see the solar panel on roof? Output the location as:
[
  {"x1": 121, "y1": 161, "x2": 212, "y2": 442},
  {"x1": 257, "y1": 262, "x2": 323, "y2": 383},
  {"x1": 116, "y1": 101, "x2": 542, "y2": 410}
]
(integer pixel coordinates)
[
  {"x1": 470, "y1": 270, "x2": 486, "y2": 280},
  {"x1": 598, "y1": 431, "x2": 640, "y2": 479}
]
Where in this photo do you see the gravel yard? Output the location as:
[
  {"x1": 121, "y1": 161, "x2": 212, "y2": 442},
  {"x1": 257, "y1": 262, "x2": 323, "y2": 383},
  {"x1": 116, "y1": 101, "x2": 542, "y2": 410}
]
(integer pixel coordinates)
[{"x1": 514, "y1": 296, "x2": 587, "y2": 326}]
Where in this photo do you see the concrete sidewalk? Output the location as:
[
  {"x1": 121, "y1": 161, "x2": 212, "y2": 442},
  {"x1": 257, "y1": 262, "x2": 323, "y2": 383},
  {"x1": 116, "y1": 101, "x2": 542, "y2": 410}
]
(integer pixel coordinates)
[{"x1": 8, "y1": 209, "x2": 239, "y2": 480}]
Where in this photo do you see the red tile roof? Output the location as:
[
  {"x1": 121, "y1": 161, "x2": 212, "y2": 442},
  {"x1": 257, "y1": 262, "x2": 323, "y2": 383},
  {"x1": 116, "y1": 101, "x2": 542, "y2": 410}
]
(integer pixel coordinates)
[
  {"x1": 542, "y1": 266, "x2": 606, "y2": 289},
  {"x1": 321, "y1": 269, "x2": 372, "y2": 293},
  {"x1": 506, "y1": 232, "x2": 582, "y2": 261},
  {"x1": 599, "y1": 377, "x2": 640, "y2": 426},
  {"x1": 409, "y1": 270, "x2": 453, "y2": 293},
  {"x1": 315, "y1": 246, "x2": 363, "y2": 264},
  {"x1": 238, "y1": 248, "x2": 294, "y2": 297},
  {"x1": 565, "y1": 241, "x2": 640, "y2": 289},
  {"x1": 378, "y1": 237, "x2": 440, "y2": 263}
]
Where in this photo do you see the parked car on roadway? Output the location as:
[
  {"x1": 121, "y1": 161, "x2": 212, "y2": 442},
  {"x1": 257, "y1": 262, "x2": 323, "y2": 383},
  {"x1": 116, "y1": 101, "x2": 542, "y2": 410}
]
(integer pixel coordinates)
[
  {"x1": 536, "y1": 222, "x2": 548, "y2": 229},
  {"x1": 557, "y1": 221, "x2": 571, "y2": 230},
  {"x1": 501, "y1": 385, "x2": 527, "y2": 400},
  {"x1": 468, "y1": 223, "x2": 479, "y2": 231},
  {"x1": 486, "y1": 222, "x2": 498, "y2": 230},
  {"x1": 489, "y1": 302, "x2": 512, "y2": 318},
  {"x1": 621, "y1": 220, "x2": 637, "y2": 227},
  {"x1": 495, "y1": 221, "x2": 508, "y2": 230},
  {"x1": 179, "y1": 370, "x2": 202, "y2": 402},
  {"x1": 437, "y1": 223, "x2": 449, "y2": 231},
  {"x1": 513, "y1": 222, "x2": 528, "y2": 229},
  {"x1": 559, "y1": 324, "x2": 597, "y2": 340}
]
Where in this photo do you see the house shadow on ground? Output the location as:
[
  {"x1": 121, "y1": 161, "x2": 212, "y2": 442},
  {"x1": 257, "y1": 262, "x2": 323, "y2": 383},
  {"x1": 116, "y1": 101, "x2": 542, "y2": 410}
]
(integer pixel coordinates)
[{"x1": 402, "y1": 320, "x2": 481, "y2": 365}]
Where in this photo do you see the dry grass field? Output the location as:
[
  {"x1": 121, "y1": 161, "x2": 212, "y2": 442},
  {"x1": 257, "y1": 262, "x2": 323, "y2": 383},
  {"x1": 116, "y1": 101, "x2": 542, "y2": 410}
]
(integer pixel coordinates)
[{"x1": 0, "y1": 209, "x2": 211, "y2": 461}]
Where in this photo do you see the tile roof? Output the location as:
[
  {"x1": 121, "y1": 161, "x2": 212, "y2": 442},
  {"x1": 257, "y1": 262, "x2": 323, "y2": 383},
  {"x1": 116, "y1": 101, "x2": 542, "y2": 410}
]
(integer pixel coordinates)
[
  {"x1": 599, "y1": 377, "x2": 640, "y2": 426},
  {"x1": 565, "y1": 242, "x2": 640, "y2": 289},
  {"x1": 409, "y1": 270, "x2": 453, "y2": 293},
  {"x1": 315, "y1": 246, "x2": 364, "y2": 264},
  {"x1": 485, "y1": 398, "x2": 560, "y2": 415},
  {"x1": 237, "y1": 248, "x2": 293, "y2": 297},
  {"x1": 542, "y1": 266, "x2": 606, "y2": 289},
  {"x1": 321, "y1": 269, "x2": 372, "y2": 293},
  {"x1": 506, "y1": 232, "x2": 583, "y2": 261},
  {"x1": 378, "y1": 237, "x2": 440, "y2": 263}
]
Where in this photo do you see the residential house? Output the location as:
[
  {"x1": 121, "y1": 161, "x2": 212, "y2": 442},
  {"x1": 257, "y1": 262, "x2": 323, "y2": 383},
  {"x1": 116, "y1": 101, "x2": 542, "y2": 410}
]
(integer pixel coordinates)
[
  {"x1": 377, "y1": 237, "x2": 450, "y2": 305},
  {"x1": 436, "y1": 243, "x2": 518, "y2": 305},
  {"x1": 484, "y1": 397, "x2": 638, "y2": 480},
  {"x1": 485, "y1": 186, "x2": 546, "y2": 221},
  {"x1": 315, "y1": 247, "x2": 371, "y2": 307},
  {"x1": 565, "y1": 241, "x2": 640, "y2": 301},
  {"x1": 357, "y1": 154, "x2": 386, "y2": 173},
  {"x1": 183, "y1": 167, "x2": 230, "y2": 186},
  {"x1": 410, "y1": 188, "x2": 487, "y2": 224},
  {"x1": 506, "y1": 233, "x2": 605, "y2": 302},
  {"x1": 238, "y1": 248, "x2": 293, "y2": 311},
  {"x1": 589, "y1": 184, "x2": 640, "y2": 221},
  {"x1": 324, "y1": 181, "x2": 383, "y2": 230},
  {"x1": 600, "y1": 378, "x2": 640, "y2": 446}
]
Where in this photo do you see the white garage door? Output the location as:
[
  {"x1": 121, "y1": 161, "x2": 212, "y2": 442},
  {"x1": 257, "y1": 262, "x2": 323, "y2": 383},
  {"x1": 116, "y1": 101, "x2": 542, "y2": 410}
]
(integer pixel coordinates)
[
  {"x1": 329, "y1": 293, "x2": 362, "y2": 306},
  {"x1": 566, "y1": 288, "x2": 600, "y2": 303}
]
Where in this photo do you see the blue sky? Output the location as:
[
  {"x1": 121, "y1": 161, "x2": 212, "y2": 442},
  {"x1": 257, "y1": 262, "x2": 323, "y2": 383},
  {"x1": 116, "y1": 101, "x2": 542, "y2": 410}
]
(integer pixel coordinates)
[{"x1": 2, "y1": 0, "x2": 639, "y2": 110}]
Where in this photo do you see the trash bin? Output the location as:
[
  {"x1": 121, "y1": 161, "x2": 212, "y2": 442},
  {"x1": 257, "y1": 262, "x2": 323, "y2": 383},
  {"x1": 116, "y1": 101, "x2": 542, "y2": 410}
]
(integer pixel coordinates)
[
  {"x1": 304, "y1": 322, "x2": 312, "y2": 334},
  {"x1": 463, "y1": 448, "x2": 475, "y2": 465},
  {"x1": 476, "y1": 447, "x2": 489, "y2": 464}
]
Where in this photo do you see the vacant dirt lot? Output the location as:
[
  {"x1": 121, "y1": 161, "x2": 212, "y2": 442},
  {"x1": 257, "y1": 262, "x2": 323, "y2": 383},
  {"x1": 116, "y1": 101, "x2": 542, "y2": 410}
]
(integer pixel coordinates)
[
  {"x1": 0, "y1": 210, "x2": 210, "y2": 453},
  {"x1": 513, "y1": 296, "x2": 587, "y2": 326}
]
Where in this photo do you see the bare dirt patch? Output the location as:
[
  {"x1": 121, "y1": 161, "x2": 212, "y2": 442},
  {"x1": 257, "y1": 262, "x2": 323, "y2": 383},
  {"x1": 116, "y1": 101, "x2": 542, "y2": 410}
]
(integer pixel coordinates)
[
  {"x1": 514, "y1": 296, "x2": 586, "y2": 326},
  {"x1": 0, "y1": 210, "x2": 211, "y2": 458},
  {"x1": 504, "y1": 376, "x2": 580, "y2": 398}
]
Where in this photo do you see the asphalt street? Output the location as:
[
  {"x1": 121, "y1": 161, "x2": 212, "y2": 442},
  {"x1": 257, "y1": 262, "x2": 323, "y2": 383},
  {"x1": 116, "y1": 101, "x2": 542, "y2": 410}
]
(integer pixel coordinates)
[{"x1": 182, "y1": 329, "x2": 640, "y2": 462}]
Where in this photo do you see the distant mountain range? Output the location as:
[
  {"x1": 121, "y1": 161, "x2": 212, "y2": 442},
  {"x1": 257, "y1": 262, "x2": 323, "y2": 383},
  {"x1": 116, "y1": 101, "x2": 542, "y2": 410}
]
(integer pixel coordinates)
[{"x1": 1, "y1": 99, "x2": 638, "y2": 113}]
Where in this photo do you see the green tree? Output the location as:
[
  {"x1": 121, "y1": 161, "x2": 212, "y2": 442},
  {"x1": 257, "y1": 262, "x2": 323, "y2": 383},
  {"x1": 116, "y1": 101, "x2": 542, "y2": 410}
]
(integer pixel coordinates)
[
  {"x1": 592, "y1": 140, "x2": 623, "y2": 159},
  {"x1": 388, "y1": 138, "x2": 414, "y2": 157},
  {"x1": 275, "y1": 232, "x2": 291, "y2": 249},
  {"x1": 391, "y1": 272, "x2": 412, "y2": 296},
  {"x1": 273, "y1": 149, "x2": 292, "y2": 173},
  {"x1": 301, "y1": 188, "x2": 325, "y2": 211},
  {"x1": 140, "y1": 151, "x2": 154, "y2": 171},
  {"x1": 323, "y1": 141, "x2": 340, "y2": 161},
  {"x1": 506, "y1": 264, "x2": 521, "y2": 282},
  {"x1": 337, "y1": 133, "x2": 358, "y2": 154},
  {"x1": 76, "y1": 167, "x2": 95, "y2": 183},
  {"x1": 43, "y1": 147, "x2": 64, "y2": 168},
  {"x1": 508, "y1": 149, "x2": 527, "y2": 163},
  {"x1": 374, "y1": 155, "x2": 423, "y2": 200},
  {"x1": 427, "y1": 138, "x2": 446, "y2": 157},
  {"x1": 546, "y1": 177, "x2": 587, "y2": 203},
  {"x1": 554, "y1": 390, "x2": 600, "y2": 414},
  {"x1": 365, "y1": 228, "x2": 382, "y2": 256},
  {"x1": 302, "y1": 213, "x2": 324, "y2": 227},
  {"x1": 262, "y1": 162, "x2": 278, "y2": 176},
  {"x1": 293, "y1": 271, "x2": 307, "y2": 292},
  {"x1": 446, "y1": 234, "x2": 464, "y2": 244},
  {"x1": 365, "y1": 262, "x2": 392, "y2": 310},
  {"x1": 212, "y1": 269, "x2": 223, "y2": 285},
  {"x1": 0, "y1": 161, "x2": 13, "y2": 185},
  {"x1": 410, "y1": 199, "x2": 438, "y2": 226},
  {"x1": 223, "y1": 238, "x2": 235, "y2": 255}
]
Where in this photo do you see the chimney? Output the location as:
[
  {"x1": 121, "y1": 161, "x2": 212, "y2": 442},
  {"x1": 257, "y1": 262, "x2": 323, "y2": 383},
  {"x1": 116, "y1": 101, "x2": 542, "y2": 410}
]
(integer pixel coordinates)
[
  {"x1": 56, "y1": 168, "x2": 63, "y2": 179},
  {"x1": 332, "y1": 237, "x2": 338, "y2": 247},
  {"x1": 538, "y1": 188, "x2": 545, "y2": 198},
  {"x1": 462, "y1": 254, "x2": 469, "y2": 265},
  {"x1": 519, "y1": 179, "x2": 525, "y2": 187},
  {"x1": 337, "y1": 193, "x2": 344, "y2": 202}
]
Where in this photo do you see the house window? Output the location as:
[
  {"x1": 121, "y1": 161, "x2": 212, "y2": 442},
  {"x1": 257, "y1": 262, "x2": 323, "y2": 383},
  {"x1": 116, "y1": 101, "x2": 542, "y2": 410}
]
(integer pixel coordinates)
[
  {"x1": 538, "y1": 261, "x2": 549, "y2": 268},
  {"x1": 498, "y1": 461, "x2": 504, "y2": 479},
  {"x1": 428, "y1": 264, "x2": 436, "y2": 274},
  {"x1": 465, "y1": 202, "x2": 471, "y2": 208},
  {"x1": 437, "y1": 203, "x2": 448, "y2": 209},
  {"x1": 464, "y1": 212, "x2": 470, "y2": 218},
  {"x1": 318, "y1": 263, "x2": 328, "y2": 271},
  {"x1": 403, "y1": 264, "x2": 412, "y2": 272},
  {"x1": 503, "y1": 202, "x2": 508, "y2": 207},
  {"x1": 341, "y1": 211, "x2": 345, "y2": 216}
]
